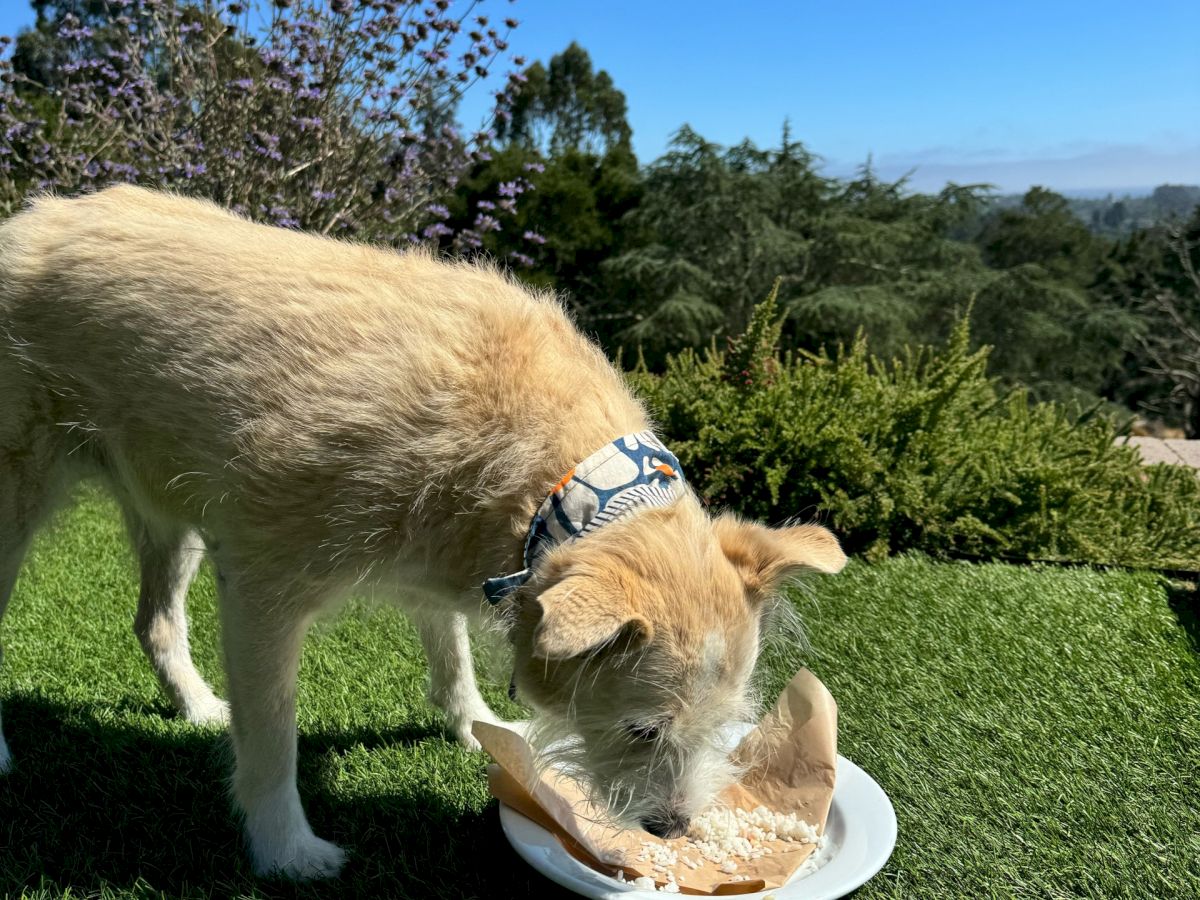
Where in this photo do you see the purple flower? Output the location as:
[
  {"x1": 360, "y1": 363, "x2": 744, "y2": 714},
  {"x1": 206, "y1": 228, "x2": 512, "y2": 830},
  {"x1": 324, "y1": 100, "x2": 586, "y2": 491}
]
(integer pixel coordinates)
[
  {"x1": 422, "y1": 222, "x2": 453, "y2": 239},
  {"x1": 57, "y1": 22, "x2": 95, "y2": 42},
  {"x1": 0, "y1": 0, "x2": 526, "y2": 250},
  {"x1": 509, "y1": 252, "x2": 535, "y2": 267},
  {"x1": 248, "y1": 130, "x2": 283, "y2": 161},
  {"x1": 473, "y1": 213, "x2": 500, "y2": 233},
  {"x1": 522, "y1": 230, "x2": 547, "y2": 245},
  {"x1": 268, "y1": 205, "x2": 299, "y2": 228}
]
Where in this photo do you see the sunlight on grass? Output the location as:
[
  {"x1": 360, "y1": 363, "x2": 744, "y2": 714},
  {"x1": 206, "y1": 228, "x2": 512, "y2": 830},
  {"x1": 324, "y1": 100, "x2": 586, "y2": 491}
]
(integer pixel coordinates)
[{"x1": 1, "y1": 488, "x2": 1197, "y2": 898}]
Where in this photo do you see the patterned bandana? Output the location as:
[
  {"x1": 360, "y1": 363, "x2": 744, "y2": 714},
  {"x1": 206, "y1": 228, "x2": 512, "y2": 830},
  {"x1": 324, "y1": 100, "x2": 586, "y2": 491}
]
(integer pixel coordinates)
[{"x1": 482, "y1": 431, "x2": 687, "y2": 604}]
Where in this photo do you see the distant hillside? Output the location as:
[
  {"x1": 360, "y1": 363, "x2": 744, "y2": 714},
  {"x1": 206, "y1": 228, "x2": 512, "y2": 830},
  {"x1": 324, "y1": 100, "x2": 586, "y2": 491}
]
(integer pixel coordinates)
[{"x1": 991, "y1": 184, "x2": 1200, "y2": 236}]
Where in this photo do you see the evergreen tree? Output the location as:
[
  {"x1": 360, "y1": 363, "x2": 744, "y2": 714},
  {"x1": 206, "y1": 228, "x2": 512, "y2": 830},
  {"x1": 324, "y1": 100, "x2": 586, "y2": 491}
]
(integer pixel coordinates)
[
  {"x1": 498, "y1": 41, "x2": 633, "y2": 157},
  {"x1": 971, "y1": 187, "x2": 1138, "y2": 403},
  {"x1": 600, "y1": 128, "x2": 999, "y2": 366},
  {"x1": 1097, "y1": 206, "x2": 1200, "y2": 432},
  {"x1": 978, "y1": 187, "x2": 1100, "y2": 283},
  {"x1": 449, "y1": 43, "x2": 639, "y2": 304}
]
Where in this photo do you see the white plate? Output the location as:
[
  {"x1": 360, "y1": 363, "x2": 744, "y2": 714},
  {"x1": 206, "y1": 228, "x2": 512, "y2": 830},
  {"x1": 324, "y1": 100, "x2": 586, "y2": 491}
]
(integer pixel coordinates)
[{"x1": 497, "y1": 752, "x2": 897, "y2": 899}]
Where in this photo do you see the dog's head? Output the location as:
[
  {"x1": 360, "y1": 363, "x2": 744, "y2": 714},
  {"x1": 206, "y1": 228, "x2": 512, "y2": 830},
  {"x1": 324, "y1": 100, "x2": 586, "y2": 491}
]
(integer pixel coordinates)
[{"x1": 510, "y1": 499, "x2": 845, "y2": 838}]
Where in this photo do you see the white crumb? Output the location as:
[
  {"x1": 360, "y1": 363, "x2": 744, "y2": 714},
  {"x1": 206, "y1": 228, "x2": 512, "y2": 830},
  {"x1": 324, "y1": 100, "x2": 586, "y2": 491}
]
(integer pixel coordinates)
[{"x1": 612, "y1": 803, "x2": 823, "y2": 890}]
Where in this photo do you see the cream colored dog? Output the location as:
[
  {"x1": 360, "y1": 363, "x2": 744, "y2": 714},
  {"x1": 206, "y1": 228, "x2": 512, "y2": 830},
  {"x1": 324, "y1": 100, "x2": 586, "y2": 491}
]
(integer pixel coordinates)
[{"x1": 0, "y1": 186, "x2": 846, "y2": 878}]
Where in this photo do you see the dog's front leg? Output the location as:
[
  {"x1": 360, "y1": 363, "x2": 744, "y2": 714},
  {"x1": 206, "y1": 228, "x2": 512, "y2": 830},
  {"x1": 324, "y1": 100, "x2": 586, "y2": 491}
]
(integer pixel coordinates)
[
  {"x1": 415, "y1": 611, "x2": 500, "y2": 750},
  {"x1": 219, "y1": 575, "x2": 345, "y2": 880}
]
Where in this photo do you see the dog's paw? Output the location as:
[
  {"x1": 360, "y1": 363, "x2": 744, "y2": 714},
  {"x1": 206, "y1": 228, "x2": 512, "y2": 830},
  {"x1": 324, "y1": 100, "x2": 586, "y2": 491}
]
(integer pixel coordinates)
[
  {"x1": 452, "y1": 708, "x2": 507, "y2": 751},
  {"x1": 253, "y1": 833, "x2": 347, "y2": 881},
  {"x1": 453, "y1": 720, "x2": 485, "y2": 751},
  {"x1": 183, "y1": 695, "x2": 230, "y2": 728},
  {"x1": 457, "y1": 716, "x2": 531, "y2": 749}
]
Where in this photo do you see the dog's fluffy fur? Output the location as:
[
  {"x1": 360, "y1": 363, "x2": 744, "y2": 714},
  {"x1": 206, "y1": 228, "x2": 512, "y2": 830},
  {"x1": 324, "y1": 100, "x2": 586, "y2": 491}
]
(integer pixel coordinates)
[{"x1": 0, "y1": 186, "x2": 846, "y2": 877}]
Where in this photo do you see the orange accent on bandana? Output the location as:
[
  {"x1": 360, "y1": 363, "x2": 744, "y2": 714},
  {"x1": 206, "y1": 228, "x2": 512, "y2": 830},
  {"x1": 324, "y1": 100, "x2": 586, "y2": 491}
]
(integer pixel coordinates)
[
  {"x1": 481, "y1": 432, "x2": 686, "y2": 604},
  {"x1": 551, "y1": 467, "x2": 576, "y2": 495}
]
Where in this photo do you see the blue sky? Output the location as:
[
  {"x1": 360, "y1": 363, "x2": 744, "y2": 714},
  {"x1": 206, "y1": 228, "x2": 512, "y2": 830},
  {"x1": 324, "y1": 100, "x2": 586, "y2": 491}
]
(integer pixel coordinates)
[{"x1": 3, "y1": 1, "x2": 1196, "y2": 192}]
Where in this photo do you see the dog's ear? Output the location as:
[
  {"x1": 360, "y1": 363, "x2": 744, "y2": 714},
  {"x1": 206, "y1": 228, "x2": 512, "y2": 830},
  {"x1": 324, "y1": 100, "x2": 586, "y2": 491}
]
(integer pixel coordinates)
[
  {"x1": 532, "y1": 577, "x2": 652, "y2": 660},
  {"x1": 715, "y1": 515, "x2": 847, "y2": 599}
]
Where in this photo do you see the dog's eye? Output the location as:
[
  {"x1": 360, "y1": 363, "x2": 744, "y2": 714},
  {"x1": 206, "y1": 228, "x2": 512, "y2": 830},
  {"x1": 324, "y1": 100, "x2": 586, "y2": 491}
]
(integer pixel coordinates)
[{"x1": 623, "y1": 720, "x2": 666, "y2": 743}]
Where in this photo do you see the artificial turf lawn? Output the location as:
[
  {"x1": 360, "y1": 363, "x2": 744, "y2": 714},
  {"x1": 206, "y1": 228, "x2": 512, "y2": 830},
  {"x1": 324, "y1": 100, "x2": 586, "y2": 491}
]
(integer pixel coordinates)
[{"x1": 1, "y1": 488, "x2": 1197, "y2": 899}]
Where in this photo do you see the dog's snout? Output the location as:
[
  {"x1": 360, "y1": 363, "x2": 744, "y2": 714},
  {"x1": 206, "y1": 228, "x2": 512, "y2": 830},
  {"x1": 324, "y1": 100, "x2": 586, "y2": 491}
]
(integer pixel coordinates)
[{"x1": 640, "y1": 812, "x2": 689, "y2": 840}]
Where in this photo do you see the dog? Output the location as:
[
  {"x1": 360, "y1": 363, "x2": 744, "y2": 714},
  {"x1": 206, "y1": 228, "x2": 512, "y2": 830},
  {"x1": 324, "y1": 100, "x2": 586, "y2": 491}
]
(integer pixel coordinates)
[{"x1": 0, "y1": 185, "x2": 846, "y2": 878}]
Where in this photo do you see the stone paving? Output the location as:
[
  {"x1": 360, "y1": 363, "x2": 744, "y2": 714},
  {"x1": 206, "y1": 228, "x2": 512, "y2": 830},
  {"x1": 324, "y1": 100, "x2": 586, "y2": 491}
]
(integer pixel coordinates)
[{"x1": 1119, "y1": 437, "x2": 1200, "y2": 468}]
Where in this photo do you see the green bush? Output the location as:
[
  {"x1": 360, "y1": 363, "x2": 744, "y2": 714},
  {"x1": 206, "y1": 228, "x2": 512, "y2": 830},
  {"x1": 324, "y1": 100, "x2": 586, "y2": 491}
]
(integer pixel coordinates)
[{"x1": 629, "y1": 284, "x2": 1200, "y2": 569}]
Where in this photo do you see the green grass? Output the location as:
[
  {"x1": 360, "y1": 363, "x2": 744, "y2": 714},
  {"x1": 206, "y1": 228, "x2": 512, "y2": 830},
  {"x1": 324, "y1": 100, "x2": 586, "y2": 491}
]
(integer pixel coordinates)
[{"x1": 1, "y1": 489, "x2": 1197, "y2": 899}]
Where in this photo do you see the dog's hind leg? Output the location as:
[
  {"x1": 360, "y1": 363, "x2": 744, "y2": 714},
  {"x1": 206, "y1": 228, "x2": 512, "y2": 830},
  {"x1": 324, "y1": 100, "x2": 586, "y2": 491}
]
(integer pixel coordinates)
[
  {"x1": 122, "y1": 508, "x2": 228, "y2": 726},
  {"x1": 414, "y1": 611, "x2": 500, "y2": 751},
  {"x1": 0, "y1": 384, "x2": 71, "y2": 773},
  {"x1": 0, "y1": 534, "x2": 28, "y2": 773},
  {"x1": 216, "y1": 559, "x2": 345, "y2": 879},
  {"x1": 0, "y1": 568, "x2": 19, "y2": 772}
]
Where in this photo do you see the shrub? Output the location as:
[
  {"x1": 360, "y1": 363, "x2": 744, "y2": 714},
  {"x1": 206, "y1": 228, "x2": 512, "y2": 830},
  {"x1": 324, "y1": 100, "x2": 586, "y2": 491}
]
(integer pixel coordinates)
[
  {"x1": 0, "y1": 0, "x2": 529, "y2": 254},
  {"x1": 630, "y1": 283, "x2": 1200, "y2": 569}
]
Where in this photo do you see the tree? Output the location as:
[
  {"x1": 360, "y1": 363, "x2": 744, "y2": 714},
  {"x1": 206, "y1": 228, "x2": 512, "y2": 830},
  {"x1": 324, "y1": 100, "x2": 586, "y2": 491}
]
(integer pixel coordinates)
[
  {"x1": 1151, "y1": 184, "x2": 1200, "y2": 219},
  {"x1": 599, "y1": 127, "x2": 999, "y2": 366},
  {"x1": 1099, "y1": 206, "x2": 1200, "y2": 433},
  {"x1": 1102, "y1": 200, "x2": 1127, "y2": 231},
  {"x1": 497, "y1": 40, "x2": 632, "y2": 157},
  {"x1": 978, "y1": 186, "x2": 1100, "y2": 284},
  {"x1": 0, "y1": 1, "x2": 525, "y2": 249},
  {"x1": 789, "y1": 161, "x2": 988, "y2": 359},
  {"x1": 597, "y1": 126, "x2": 828, "y2": 361},
  {"x1": 449, "y1": 42, "x2": 640, "y2": 294},
  {"x1": 965, "y1": 186, "x2": 1143, "y2": 403}
]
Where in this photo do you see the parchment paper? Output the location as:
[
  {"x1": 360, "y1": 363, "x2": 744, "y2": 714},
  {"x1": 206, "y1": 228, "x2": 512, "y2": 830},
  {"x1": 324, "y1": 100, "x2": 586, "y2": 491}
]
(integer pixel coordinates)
[{"x1": 474, "y1": 668, "x2": 837, "y2": 895}]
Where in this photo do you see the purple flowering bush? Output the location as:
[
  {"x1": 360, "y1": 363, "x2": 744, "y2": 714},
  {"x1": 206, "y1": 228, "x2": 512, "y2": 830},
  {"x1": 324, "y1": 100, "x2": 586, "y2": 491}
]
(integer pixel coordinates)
[{"x1": 0, "y1": 0, "x2": 528, "y2": 250}]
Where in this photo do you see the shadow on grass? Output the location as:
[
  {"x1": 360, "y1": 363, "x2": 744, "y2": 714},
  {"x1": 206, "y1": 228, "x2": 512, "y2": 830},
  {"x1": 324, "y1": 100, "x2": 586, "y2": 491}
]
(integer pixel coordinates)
[
  {"x1": 1166, "y1": 579, "x2": 1199, "y2": 657},
  {"x1": 0, "y1": 694, "x2": 573, "y2": 899}
]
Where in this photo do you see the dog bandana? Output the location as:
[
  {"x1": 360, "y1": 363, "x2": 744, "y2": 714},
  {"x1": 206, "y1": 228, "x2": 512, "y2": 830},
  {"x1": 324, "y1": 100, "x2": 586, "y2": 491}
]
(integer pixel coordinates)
[{"x1": 483, "y1": 431, "x2": 687, "y2": 604}]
